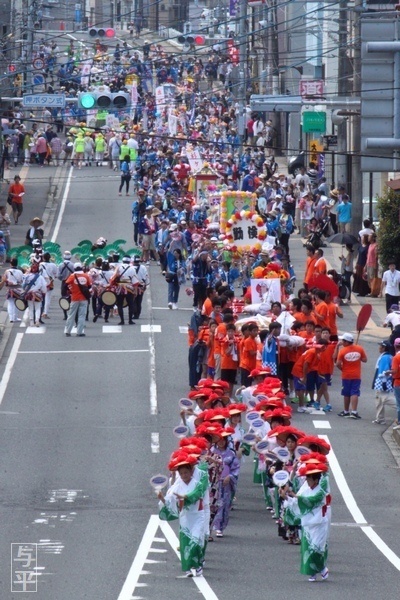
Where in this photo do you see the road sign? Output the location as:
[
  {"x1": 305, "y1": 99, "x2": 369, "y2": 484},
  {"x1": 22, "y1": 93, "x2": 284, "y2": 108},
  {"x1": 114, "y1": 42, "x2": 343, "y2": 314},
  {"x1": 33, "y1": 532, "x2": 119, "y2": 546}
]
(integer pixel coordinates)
[
  {"x1": 32, "y1": 57, "x2": 45, "y2": 70},
  {"x1": 323, "y1": 135, "x2": 338, "y2": 147},
  {"x1": 23, "y1": 94, "x2": 66, "y2": 108},
  {"x1": 309, "y1": 139, "x2": 324, "y2": 164},
  {"x1": 303, "y1": 111, "x2": 326, "y2": 133},
  {"x1": 300, "y1": 79, "x2": 324, "y2": 99},
  {"x1": 32, "y1": 74, "x2": 45, "y2": 86}
]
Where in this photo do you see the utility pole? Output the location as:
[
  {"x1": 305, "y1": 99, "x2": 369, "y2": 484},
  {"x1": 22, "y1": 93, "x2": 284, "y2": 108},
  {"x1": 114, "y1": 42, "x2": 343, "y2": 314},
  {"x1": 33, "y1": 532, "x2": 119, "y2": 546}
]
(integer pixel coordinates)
[
  {"x1": 336, "y1": 0, "x2": 348, "y2": 188},
  {"x1": 351, "y1": 0, "x2": 362, "y2": 231},
  {"x1": 237, "y1": 0, "x2": 247, "y2": 154},
  {"x1": 269, "y1": 0, "x2": 280, "y2": 154}
]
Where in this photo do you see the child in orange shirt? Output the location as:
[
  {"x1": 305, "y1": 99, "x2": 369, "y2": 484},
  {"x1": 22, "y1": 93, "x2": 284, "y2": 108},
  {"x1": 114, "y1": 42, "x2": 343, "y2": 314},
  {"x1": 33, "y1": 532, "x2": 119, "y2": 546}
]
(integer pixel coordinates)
[
  {"x1": 220, "y1": 323, "x2": 240, "y2": 396},
  {"x1": 240, "y1": 323, "x2": 259, "y2": 386}
]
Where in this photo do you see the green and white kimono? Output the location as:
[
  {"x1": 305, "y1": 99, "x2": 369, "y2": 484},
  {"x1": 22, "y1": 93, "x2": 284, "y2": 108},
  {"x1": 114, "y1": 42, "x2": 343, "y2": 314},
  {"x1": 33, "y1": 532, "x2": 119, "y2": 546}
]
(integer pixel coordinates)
[
  {"x1": 159, "y1": 465, "x2": 208, "y2": 572},
  {"x1": 285, "y1": 481, "x2": 330, "y2": 576}
]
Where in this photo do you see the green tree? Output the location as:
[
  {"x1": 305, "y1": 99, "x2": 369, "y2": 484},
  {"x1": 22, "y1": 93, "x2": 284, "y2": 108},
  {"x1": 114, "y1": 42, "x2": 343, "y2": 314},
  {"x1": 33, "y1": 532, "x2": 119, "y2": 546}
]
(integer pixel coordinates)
[{"x1": 377, "y1": 186, "x2": 400, "y2": 268}]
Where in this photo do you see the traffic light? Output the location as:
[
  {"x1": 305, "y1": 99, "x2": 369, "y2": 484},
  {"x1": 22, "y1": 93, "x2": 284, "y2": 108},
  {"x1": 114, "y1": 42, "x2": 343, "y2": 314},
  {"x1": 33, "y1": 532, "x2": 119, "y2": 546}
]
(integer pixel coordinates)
[
  {"x1": 177, "y1": 34, "x2": 205, "y2": 52},
  {"x1": 78, "y1": 91, "x2": 131, "y2": 110},
  {"x1": 88, "y1": 27, "x2": 115, "y2": 38},
  {"x1": 8, "y1": 64, "x2": 16, "y2": 72}
]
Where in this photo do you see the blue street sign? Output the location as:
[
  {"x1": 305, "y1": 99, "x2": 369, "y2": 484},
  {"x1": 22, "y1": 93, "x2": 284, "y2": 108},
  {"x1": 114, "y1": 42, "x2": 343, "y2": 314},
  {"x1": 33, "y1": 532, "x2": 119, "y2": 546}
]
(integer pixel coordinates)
[
  {"x1": 32, "y1": 74, "x2": 45, "y2": 86},
  {"x1": 23, "y1": 94, "x2": 66, "y2": 108}
]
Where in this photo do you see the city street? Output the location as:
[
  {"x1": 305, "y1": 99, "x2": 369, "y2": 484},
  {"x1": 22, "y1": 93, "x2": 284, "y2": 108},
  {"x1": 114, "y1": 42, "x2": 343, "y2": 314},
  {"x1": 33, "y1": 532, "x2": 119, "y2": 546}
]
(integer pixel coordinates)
[{"x1": 0, "y1": 164, "x2": 400, "y2": 599}]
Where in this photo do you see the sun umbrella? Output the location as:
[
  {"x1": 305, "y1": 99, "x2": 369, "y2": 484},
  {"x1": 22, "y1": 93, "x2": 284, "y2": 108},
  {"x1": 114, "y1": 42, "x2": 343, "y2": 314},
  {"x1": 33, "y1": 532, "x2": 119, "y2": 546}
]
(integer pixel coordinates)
[{"x1": 327, "y1": 232, "x2": 359, "y2": 246}]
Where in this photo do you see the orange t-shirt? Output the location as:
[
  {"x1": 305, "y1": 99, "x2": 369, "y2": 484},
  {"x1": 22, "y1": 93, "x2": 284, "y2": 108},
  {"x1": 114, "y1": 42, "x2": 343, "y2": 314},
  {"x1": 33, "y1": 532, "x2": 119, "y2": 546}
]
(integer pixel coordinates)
[
  {"x1": 314, "y1": 258, "x2": 327, "y2": 275},
  {"x1": 221, "y1": 338, "x2": 239, "y2": 370},
  {"x1": 8, "y1": 182, "x2": 25, "y2": 204},
  {"x1": 318, "y1": 343, "x2": 336, "y2": 375},
  {"x1": 292, "y1": 311, "x2": 305, "y2": 323},
  {"x1": 202, "y1": 297, "x2": 213, "y2": 317},
  {"x1": 326, "y1": 302, "x2": 338, "y2": 336},
  {"x1": 66, "y1": 272, "x2": 92, "y2": 301},
  {"x1": 304, "y1": 256, "x2": 317, "y2": 286},
  {"x1": 392, "y1": 353, "x2": 400, "y2": 387},
  {"x1": 214, "y1": 323, "x2": 227, "y2": 355},
  {"x1": 208, "y1": 335, "x2": 216, "y2": 368},
  {"x1": 298, "y1": 330, "x2": 314, "y2": 343},
  {"x1": 337, "y1": 344, "x2": 367, "y2": 379},
  {"x1": 292, "y1": 348, "x2": 319, "y2": 378},
  {"x1": 241, "y1": 336, "x2": 257, "y2": 371},
  {"x1": 314, "y1": 301, "x2": 330, "y2": 328}
]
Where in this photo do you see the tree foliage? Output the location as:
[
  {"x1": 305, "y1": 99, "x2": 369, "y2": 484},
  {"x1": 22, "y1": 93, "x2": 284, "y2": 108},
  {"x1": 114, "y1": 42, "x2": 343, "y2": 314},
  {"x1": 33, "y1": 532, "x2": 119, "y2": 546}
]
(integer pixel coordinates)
[{"x1": 377, "y1": 186, "x2": 400, "y2": 268}]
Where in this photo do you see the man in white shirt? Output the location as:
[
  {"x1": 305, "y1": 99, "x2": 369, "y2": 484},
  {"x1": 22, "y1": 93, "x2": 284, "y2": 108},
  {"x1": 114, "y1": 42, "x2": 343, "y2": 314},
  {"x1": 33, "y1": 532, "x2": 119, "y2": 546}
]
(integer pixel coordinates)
[
  {"x1": 383, "y1": 304, "x2": 400, "y2": 329},
  {"x1": 294, "y1": 166, "x2": 311, "y2": 190},
  {"x1": 359, "y1": 218, "x2": 374, "y2": 239},
  {"x1": 380, "y1": 259, "x2": 400, "y2": 312}
]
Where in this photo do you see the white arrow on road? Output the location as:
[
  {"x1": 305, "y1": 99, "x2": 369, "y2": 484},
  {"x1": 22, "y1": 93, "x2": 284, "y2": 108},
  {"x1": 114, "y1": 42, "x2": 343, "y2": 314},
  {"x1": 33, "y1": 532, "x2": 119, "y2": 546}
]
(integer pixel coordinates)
[{"x1": 117, "y1": 514, "x2": 219, "y2": 600}]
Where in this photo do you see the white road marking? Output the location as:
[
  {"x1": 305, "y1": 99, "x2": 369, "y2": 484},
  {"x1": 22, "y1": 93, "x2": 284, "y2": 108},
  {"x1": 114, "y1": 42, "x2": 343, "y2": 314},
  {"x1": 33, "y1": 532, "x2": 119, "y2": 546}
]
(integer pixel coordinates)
[
  {"x1": 18, "y1": 349, "x2": 149, "y2": 354},
  {"x1": 102, "y1": 325, "x2": 122, "y2": 333},
  {"x1": 146, "y1": 293, "x2": 158, "y2": 416},
  {"x1": 117, "y1": 515, "x2": 159, "y2": 600},
  {"x1": 159, "y1": 519, "x2": 220, "y2": 599},
  {"x1": 312, "y1": 420, "x2": 331, "y2": 429},
  {"x1": 117, "y1": 515, "x2": 220, "y2": 600},
  {"x1": 0, "y1": 333, "x2": 23, "y2": 406},
  {"x1": 320, "y1": 434, "x2": 400, "y2": 572},
  {"x1": 152, "y1": 306, "x2": 193, "y2": 311},
  {"x1": 179, "y1": 326, "x2": 188, "y2": 334},
  {"x1": 141, "y1": 324, "x2": 162, "y2": 333},
  {"x1": 151, "y1": 432, "x2": 160, "y2": 453},
  {"x1": 25, "y1": 326, "x2": 46, "y2": 334},
  {"x1": 51, "y1": 165, "x2": 74, "y2": 243}
]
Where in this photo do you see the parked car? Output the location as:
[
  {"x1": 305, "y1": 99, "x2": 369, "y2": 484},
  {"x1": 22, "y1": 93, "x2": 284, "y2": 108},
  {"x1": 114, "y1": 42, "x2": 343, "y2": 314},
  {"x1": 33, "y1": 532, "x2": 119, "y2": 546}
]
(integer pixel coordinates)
[{"x1": 288, "y1": 151, "x2": 305, "y2": 176}]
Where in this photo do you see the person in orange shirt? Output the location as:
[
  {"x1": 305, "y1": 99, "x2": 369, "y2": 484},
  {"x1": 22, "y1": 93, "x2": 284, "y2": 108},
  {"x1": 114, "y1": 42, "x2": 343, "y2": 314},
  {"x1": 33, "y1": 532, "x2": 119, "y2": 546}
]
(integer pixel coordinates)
[
  {"x1": 388, "y1": 338, "x2": 400, "y2": 430},
  {"x1": 313, "y1": 290, "x2": 330, "y2": 328},
  {"x1": 316, "y1": 327, "x2": 336, "y2": 411},
  {"x1": 292, "y1": 341, "x2": 328, "y2": 412},
  {"x1": 298, "y1": 320, "x2": 315, "y2": 343},
  {"x1": 303, "y1": 245, "x2": 317, "y2": 290},
  {"x1": 325, "y1": 291, "x2": 343, "y2": 342},
  {"x1": 201, "y1": 287, "x2": 217, "y2": 317},
  {"x1": 313, "y1": 248, "x2": 327, "y2": 275},
  {"x1": 214, "y1": 313, "x2": 234, "y2": 380},
  {"x1": 300, "y1": 299, "x2": 317, "y2": 324},
  {"x1": 65, "y1": 263, "x2": 92, "y2": 337},
  {"x1": 335, "y1": 332, "x2": 367, "y2": 418},
  {"x1": 220, "y1": 324, "x2": 240, "y2": 395},
  {"x1": 240, "y1": 323, "x2": 259, "y2": 386}
]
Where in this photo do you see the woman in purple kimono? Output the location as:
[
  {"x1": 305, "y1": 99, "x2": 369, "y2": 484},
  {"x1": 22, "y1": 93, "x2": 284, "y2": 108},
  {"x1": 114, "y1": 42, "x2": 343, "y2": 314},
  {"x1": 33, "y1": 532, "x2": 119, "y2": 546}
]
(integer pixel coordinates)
[{"x1": 212, "y1": 428, "x2": 241, "y2": 538}]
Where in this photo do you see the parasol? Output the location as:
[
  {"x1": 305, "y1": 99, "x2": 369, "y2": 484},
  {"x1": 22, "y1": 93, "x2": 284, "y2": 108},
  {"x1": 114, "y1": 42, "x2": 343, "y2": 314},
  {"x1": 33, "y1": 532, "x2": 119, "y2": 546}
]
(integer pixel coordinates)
[{"x1": 309, "y1": 274, "x2": 339, "y2": 299}]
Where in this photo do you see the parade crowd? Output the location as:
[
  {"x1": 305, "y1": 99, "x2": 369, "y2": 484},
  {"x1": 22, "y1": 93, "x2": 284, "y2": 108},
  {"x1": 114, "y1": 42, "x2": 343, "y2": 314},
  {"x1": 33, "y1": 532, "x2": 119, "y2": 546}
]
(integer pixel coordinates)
[{"x1": 2, "y1": 33, "x2": 400, "y2": 586}]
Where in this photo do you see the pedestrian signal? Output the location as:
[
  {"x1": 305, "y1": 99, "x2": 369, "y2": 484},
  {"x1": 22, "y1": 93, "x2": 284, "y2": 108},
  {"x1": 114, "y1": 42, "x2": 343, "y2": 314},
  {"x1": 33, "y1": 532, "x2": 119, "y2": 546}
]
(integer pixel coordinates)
[
  {"x1": 88, "y1": 27, "x2": 115, "y2": 37},
  {"x1": 78, "y1": 91, "x2": 131, "y2": 110}
]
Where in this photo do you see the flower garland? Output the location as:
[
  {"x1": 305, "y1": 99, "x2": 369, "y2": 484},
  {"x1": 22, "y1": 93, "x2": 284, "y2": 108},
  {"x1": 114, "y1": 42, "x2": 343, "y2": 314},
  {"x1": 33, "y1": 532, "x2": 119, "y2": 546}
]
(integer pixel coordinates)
[
  {"x1": 220, "y1": 191, "x2": 257, "y2": 232},
  {"x1": 218, "y1": 210, "x2": 266, "y2": 254}
]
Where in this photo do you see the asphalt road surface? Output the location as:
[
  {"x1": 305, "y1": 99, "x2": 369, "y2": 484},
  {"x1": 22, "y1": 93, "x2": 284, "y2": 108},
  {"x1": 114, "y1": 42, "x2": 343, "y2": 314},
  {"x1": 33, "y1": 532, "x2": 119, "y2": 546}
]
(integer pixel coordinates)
[{"x1": 1, "y1": 164, "x2": 400, "y2": 599}]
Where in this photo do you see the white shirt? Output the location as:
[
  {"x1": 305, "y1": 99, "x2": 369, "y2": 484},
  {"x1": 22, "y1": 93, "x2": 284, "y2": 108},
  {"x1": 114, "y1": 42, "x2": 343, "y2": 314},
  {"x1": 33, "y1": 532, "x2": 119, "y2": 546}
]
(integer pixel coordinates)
[
  {"x1": 40, "y1": 261, "x2": 58, "y2": 286},
  {"x1": 359, "y1": 227, "x2": 374, "y2": 238},
  {"x1": 383, "y1": 269, "x2": 400, "y2": 296},
  {"x1": 384, "y1": 311, "x2": 400, "y2": 328}
]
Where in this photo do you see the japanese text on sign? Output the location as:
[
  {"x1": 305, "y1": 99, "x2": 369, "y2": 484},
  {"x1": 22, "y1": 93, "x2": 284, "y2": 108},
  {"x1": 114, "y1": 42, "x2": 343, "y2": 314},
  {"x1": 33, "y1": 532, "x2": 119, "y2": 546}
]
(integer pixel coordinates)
[
  {"x1": 23, "y1": 94, "x2": 66, "y2": 108},
  {"x1": 299, "y1": 79, "x2": 325, "y2": 99},
  {"x1": 11, "y1": 543, "x2": 38, "y2": 592}
]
